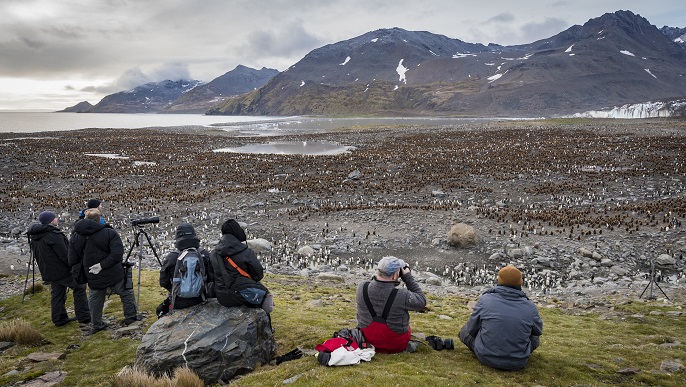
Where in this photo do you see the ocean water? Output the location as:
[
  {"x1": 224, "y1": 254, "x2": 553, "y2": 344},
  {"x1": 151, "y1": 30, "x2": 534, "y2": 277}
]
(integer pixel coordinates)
[
  {"x1": 0, "y1": 111, "x2": 509, "y2": 135},
  {"x1": 0, "y1": 111, "x2": 282, "y2": 133}
]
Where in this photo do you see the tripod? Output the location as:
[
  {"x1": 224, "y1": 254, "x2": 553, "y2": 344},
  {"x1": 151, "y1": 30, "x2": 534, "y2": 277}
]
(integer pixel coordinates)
[
  {"x1": 639, "y1": 259, "x2": 669, "y2": 300},
  {"x1": 21, "y1": 234, "x2": 36, "y2": 304},
  {"x1": 124, "y1": 225, "x2": 162, "y2": 308}
]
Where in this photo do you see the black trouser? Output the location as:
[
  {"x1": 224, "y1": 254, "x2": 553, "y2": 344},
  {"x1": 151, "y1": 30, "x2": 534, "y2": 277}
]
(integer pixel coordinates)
[{"x1": 50, "y1": 276, "x2": 90, "y2": 325}]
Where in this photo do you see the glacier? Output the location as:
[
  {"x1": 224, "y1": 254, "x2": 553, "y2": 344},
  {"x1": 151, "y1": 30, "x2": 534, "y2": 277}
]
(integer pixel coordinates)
[{"x1": 568, "y1": 100, "x2": 686, "y2": 119}]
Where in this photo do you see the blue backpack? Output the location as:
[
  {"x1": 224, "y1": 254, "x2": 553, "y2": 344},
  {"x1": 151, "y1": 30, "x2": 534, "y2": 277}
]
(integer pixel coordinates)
[{"x1": 171, "y1": 248, "x2": 206, "y2": 312}]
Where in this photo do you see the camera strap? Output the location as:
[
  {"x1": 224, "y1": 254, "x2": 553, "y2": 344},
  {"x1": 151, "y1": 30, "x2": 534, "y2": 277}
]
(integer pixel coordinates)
[
  {"x1": 362, "y1": 282, "x2": 398, "y2": 322},
  {"x1": 226, "y1": 256, "x2": 251, "y2": 279}
]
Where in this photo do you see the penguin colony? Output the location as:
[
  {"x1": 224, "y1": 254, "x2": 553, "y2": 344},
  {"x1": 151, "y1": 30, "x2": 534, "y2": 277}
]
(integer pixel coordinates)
[{"x1": 1, "y1": 120, "x2": 684, "y2": 289}]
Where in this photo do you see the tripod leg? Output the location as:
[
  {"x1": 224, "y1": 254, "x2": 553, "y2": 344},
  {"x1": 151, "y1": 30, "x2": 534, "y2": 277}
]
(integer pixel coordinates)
[
  {"x1": 140, "y1": 229, "x2": 162, "y2": 266},
  {"x1": 639, "y1": 277, "x2": 653, "y2": 299},
  {"x1": 652, "y1": 281, "x2": 669, "y2": 300},
  {"x1": 124, "y1": 230, "x2": 140, "y2": 264},
  {"x1": 136, "y1": 259, "x2": 142, "y2": 309},
  {"x1": 22, "y1": 257, "x2": 32, "y2": 304}
]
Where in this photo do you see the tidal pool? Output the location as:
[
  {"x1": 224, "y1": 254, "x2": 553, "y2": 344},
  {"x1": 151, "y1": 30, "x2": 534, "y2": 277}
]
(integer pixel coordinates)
[{"x1": 214, "y1": 141, "x2": 355, "y2": 155}]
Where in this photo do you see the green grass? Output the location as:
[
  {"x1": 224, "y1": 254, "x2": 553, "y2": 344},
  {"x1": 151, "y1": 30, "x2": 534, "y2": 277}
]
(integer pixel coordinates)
[{"x1": 1, "y1": 271, "x2": 685, "y2": 386}]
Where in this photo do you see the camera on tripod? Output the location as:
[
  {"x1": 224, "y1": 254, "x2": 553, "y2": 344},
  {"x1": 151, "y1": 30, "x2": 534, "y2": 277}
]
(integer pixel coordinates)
[
  {"x1": 131, "y1": 216, "x2": 160, "y2": 227},
  {"x1": 125, "y1": 216, "x2": 162, "y2": 307}
]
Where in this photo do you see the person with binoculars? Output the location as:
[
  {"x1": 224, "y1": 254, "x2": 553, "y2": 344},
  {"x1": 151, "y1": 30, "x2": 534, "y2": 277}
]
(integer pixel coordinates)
[
  {"x1": 355, "y1": 256, "x2": 426, "y2": 354},
  {"x1": 68, "y1": 208, "x2": 140, "y2": 335}
]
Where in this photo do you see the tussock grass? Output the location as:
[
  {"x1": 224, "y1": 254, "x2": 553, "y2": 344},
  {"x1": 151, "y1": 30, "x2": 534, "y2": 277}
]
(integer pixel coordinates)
[
  {"x1": 0, "y1": 319, "x2": 44, "y2": 345},
  {"x1": 23, "y1": 281, "x2": 45, "y2": 295},
  {"x1": 113, "y1": 366, "x2": 203, "y2": 387},
  {"x1": 1, "y1": 270, "x2": 685, "y2": 386}
]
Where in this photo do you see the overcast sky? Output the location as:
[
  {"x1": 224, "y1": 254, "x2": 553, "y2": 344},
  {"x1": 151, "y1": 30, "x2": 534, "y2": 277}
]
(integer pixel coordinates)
[{"x1": 0, "y1": 0, "x2": 684, "y2": 111}]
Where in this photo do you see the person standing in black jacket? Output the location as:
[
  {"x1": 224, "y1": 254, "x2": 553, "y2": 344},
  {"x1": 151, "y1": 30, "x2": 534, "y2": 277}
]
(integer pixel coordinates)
[
  {"x1": 209, "y1": 219, "x2": 272, "y2": 312},
  {"x1": 68, "y1": 208, "x2": 138, "y2": 334},
  {"x1": 156, "y1": 222, "x2": 213, "y2": 317},
  {"x1": 27, "y1": 211, "x2": 90, "y2": 327}
]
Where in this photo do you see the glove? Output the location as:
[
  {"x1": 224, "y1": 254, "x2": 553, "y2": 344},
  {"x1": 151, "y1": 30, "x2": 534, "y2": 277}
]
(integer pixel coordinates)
[
  {"x1": 88, "y1": 263, "x2": 102, "y2": 274},
  {"x1": 275, "y1": 347, "x2": 303, "y2": 365}
]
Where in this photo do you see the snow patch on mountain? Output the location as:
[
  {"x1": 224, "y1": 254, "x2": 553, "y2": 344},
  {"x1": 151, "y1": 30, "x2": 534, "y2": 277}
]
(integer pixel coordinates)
[
  {"x1": 453, "y1": 52, "x2": 477, "y2": 58},
  {"x1": 396, "y1": 59, "x2": 408, "y2": 84}
]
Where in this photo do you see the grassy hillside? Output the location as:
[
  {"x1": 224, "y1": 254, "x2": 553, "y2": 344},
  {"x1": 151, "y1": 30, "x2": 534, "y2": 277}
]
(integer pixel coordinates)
[{"x1": 0, "y1": 270, "x2": 684, "y2": 386}]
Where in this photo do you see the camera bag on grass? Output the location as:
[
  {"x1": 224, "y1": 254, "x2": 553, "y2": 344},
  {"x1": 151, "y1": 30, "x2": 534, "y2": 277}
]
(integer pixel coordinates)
[
  {"x1": 170, "y1": 247, "x2": 207, "y2": 313},
  {"x1": 315, "y1": 328, "x2": 375, "y2": 366}
]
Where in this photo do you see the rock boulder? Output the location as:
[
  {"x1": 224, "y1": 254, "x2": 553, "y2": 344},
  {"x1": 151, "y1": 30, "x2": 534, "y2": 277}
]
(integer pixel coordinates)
[
  {"x1": 447, "y1": 223, "x2": 479, "y2": 248},
  {"x1": 135, "y1": 300, "x2": 276, "y2": 384}
]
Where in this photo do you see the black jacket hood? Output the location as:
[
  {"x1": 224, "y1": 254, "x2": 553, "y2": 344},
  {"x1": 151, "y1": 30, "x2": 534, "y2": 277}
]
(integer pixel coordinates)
[
  {"x1": 27, "y1": 223, "x2": 58, "y2": 241},
  {"x1": 216, "y1": 234, "x2": 248, "y2": 257},
  {"x1": 73, "y1": 218, "x2": 107, "y2": 236}
]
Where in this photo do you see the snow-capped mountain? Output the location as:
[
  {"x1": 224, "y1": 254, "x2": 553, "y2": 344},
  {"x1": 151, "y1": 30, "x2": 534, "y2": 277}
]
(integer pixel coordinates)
[
  {"x1": 163, "y1": 65, "x2": 278, "y2": 113},
  {"x1": 87, "y1": 79, "x2": 202, "y2": 113},
  {"x1": 209, "y1": 10, "x2": 686, "y2": 118}
]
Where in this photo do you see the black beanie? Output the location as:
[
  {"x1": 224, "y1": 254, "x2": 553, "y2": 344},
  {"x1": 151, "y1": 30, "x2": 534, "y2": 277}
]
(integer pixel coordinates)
[
  {"x1": 175, "y1": 222, "x2": 197, "y2": 240},
  {"x1": 38, "y1": 211, "x2": 57, "y2": 225},
  {"x1": 87, "y1": 198, "x2": 101, "y2": 209},
  {"x1": 221, "y1": 219, "x2": 246, "y2": 242}
]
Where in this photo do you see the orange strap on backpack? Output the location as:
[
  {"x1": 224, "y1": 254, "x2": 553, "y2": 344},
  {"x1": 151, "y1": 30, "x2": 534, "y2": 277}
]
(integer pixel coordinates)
[{"x1": 226, "y1": 256, "x2": 251, "y2": 279}]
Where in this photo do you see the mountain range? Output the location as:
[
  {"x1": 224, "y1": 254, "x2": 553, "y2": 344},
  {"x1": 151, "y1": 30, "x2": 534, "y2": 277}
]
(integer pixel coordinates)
[
  {"x1": 60, "y1": 66, "x2": 278, "y2": 113},
  {"x1": 62, "y1": 10, "x2": 686, "y2": 118}
]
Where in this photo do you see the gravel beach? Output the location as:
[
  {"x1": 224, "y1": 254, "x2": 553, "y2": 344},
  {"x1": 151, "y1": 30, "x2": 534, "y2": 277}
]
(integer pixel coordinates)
[{"x1": 1, "y1": 119, "x2": 685, "y2": 304}]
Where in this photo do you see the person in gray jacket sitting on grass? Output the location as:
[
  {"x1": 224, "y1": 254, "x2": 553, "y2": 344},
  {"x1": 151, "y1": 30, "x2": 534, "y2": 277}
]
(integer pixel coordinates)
[{"x1": 458, "y1": 265, "x2": 543, "y2": 370}]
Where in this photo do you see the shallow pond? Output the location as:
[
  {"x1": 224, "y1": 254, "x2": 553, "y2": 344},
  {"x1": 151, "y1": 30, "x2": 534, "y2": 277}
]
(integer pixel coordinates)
[{"x1": 214, "y1": 140, "x2": 355, "y2": 155}]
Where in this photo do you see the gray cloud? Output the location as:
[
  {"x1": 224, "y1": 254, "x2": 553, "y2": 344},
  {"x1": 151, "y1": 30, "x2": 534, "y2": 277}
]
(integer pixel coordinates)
[
  {"x1": 487, "y1": 13, "x2": 516, "y2": 23},
  {"x1": 520, "y1": 18, "x2": 569, "y2": 42},
  {"x1": 147, "y1": 63, "x2": 192, "y2": 83},
  {"x1": 78, "y1": 63, "x2": 193, "y2": 94},
  {"x1": 237, "y1": 20, "x2": 324, "y2": 59}
]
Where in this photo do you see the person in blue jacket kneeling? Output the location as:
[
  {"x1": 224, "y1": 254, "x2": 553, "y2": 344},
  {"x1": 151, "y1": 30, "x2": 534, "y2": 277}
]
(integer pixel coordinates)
[{"x1": 458, "y1": 265, "x2": 543, "y2": 370}]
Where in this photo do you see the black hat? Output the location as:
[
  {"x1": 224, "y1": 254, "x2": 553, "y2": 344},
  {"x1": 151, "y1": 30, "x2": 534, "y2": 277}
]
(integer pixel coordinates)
[
  {"x1": 87, "y1": 198, "x2": 101, "y2": 209},
  {"x1": 175, "y1": 222, "x2": 197, "y2": 240},
  {"x1": 221, "y1": 219, "x2": 246, "y2": 242},
  {"x1": 38, "y1": 211, "x2": 57, "y2": 225}
]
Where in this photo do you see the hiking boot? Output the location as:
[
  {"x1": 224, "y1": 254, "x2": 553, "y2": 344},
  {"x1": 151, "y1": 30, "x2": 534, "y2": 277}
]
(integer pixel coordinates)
[
  {"x1": 88, "y1": 324, "x2": 108, "y2": 335},
  {"x1": 55, "y1": 317, "x2": 77, "y2": 327},
  {"x1": 123, "y1": 314, "x2": 144, "y2": 326}
]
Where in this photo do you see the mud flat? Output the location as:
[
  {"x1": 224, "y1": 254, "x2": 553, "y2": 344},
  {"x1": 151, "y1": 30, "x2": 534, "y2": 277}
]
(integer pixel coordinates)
[{"x1": 1, "y1": 119, "x2": 685, "y2": 302}]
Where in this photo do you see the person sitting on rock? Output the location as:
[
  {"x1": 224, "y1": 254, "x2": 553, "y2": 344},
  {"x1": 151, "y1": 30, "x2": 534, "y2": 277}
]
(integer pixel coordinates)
[
  {"x1": 458, "y1": 265, "x2": 543, "y2": 370},
  {"x1": 355, "y1": 256, "x2": 427, "y2": 353},
  {"x1": 156, "y1": 222, "x2": 214, "y2": 318},
  {"x1": 209, "y1": 219, "x2": 273, "y2": 312}
]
